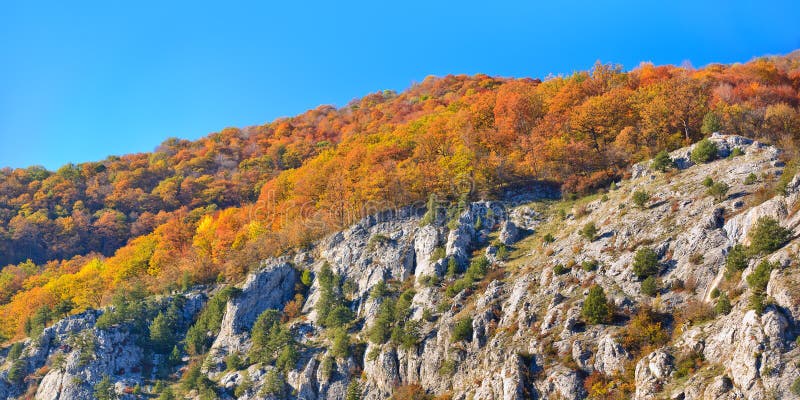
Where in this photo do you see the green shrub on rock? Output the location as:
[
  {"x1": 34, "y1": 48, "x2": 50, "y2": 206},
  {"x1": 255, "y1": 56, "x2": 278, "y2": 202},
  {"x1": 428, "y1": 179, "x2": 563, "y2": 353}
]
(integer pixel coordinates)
[
  {"x1": 451, "y1": 317, "x2": 473, "y2": 342},
  {"x1": 651, "y1": 150, "x2": 675, "y2": 172},
  {"x1": 707, "y1": 182, "x2": 729, "y2": 202},
  {"x1": 691, "y1": 139, "x2": 718, "y2": 164},
  {"x1": 632, "y1": 190, "x2": 650, "y2": 209},
  {"x1": 580, "y1": 222, "x2": 598, "y2": 241}
]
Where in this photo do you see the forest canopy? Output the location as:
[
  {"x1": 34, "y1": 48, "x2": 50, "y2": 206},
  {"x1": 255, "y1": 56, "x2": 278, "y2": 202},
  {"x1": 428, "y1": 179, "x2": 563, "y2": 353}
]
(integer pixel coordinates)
[{"x1": 1, "y1": 51, "x2": 800, "y2": 340}]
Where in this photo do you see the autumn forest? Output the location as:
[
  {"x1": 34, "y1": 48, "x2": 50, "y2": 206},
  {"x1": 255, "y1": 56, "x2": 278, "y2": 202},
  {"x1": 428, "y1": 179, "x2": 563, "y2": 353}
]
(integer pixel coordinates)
[{"x1": 1, "y1": 52, "x2": 800, "y2": 341}]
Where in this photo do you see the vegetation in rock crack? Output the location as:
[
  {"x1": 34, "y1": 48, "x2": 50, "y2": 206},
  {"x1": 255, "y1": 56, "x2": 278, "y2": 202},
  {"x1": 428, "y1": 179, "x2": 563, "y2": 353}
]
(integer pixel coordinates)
[
  {"x1": 451, "y1": 317, "x2": 473, "y2": 342},
  {"x1": 746, "y1": 260, "x2": 776, "y2": 314}
]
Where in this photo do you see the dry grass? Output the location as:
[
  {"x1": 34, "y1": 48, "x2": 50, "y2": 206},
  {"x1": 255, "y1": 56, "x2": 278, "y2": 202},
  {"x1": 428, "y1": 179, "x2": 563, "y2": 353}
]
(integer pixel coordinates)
[
  {"x1": 748, "y1": 185, "x2": 776, "y2": 208},
  {"x1": 675, "y1": 299, "x2": 715, "y2": 330}
]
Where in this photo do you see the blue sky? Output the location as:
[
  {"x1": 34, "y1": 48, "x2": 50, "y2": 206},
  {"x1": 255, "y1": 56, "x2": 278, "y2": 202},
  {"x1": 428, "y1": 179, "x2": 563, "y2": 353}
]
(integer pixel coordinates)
[{"x1": 1, "y1": 1, "x2": 799, "y2": 170}]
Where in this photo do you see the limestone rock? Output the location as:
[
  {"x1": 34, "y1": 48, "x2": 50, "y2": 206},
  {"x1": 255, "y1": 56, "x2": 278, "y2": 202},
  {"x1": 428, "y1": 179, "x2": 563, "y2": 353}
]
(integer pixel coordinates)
[
  {"x1": 593, "y1": 335, "x2": 629, "y2": 375},
  {"x1": 635, "y1": 349, "x2": 673, "y2": 400},
  {"x1": 211, "y1": 260, "x2": 298, "y2": 355}
]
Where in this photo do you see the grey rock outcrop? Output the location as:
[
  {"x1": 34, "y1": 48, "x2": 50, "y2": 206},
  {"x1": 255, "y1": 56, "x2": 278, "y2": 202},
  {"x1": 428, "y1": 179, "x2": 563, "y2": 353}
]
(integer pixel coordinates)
[
  {"x1": 211, "y1": 261, "x2": 298, "y2": 355},
  {"x1": 634, "y1": 349, "x2": 673, "y2": 400},
  {"x1": 593, "y1": 335, "x2": 629, "y2": 375}
]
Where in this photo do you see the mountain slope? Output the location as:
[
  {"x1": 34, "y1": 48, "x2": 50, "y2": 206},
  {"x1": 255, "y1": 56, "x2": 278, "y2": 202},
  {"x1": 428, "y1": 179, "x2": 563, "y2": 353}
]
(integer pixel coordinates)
[
  {"x1": 2, "y1": 54, "x2": 800, "y2": 343},
  {"x1": 2, "y1": 134, "x2": 800, "y2": 399}
]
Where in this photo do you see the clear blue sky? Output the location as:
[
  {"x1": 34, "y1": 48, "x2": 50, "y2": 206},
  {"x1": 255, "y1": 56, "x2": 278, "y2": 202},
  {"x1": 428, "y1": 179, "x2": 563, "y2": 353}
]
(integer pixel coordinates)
[{"x1": 1, "y1": 1, "x2": 799, "y2": 170}]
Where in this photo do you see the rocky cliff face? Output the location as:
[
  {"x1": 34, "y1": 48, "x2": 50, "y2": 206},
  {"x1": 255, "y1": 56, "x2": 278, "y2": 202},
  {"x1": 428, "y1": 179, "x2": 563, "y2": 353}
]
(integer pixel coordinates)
[{"x1": 3, "y1": 134, "x2": 800, "y2": 399}]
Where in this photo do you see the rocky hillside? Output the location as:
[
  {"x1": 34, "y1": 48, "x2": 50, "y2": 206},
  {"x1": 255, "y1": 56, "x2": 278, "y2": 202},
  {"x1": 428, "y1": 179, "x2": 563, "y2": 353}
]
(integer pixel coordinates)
[{"x1": 2, "y1": 133, "x2": 800, "y2": 399}]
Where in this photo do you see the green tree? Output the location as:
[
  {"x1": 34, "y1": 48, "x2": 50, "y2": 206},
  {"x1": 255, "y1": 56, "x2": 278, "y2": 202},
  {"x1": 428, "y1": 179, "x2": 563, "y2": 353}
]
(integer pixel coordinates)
[
  {"x1": 234, "y1": 371, "x2": 253, "y2": 398},
  {"x1": 325, "y1": 304, "x2": 354, "y2": 329},
  {"x1": 315, "y1": 263, "x2": 336, "y2": 323},
  {"x1": 715, "y1": 292, "x2": 732, "y2": 315},
  {"x1": 451, "y1": 317, "x2": 473, "y2": 342},
  {"x1": 7, "y1": 359, "x2": 26, "y2": 383},
  {"x1": 465, "y1": 256, "x2": 489, "y2": 281},
  {"x1": 729, "y1": 147, "x2": 744, "y2": 157},
  {"x1": 54, "y1": 299, "x2": 75, "y2": 318},
  {"x1": 331, "y1": 327, "x2": 350, "y2": 359},
  {"x1": 393, "y1": 320, "x2": 420, "y2": 350},
  {"x1": 701, "y1": 111, "x2": 723, "y2": 135},
  {"x1": 370, "y1": 280, "x2": 387, "y2": 299},
  {"x1": 553, "y1": 264, "x2": 568, "y2": 275},
  {"x1": 249, "y1": 309, "x2": 297, "y2": 365},
  {"x1": 260, "y1": 369, "x2": 285, "y2": 397},
  {"x1": 632, "y1": 190, "x2": 650, "y2": 209},
  {"x1": 369, "y1": 298, "x2": 395, "y2": 344},
  {"x1": 748, "y1": 216, "x2": 791, "y2": 256},
  {"x1": 276, "y1": 344, "x2": 298, "y2": 373},
  {"x1": 315, "y1": 263, "x2": 352, "y2": 328},
  {"x1": 168, "y1": 345, "x2": 181, "y2": 367},
  {"x1": 28, "y1": 305, "x2": 52, "y2": 337},
  {"x1": 725, "y1": 244, "x2": 750, "y2": 277},
  {"x1": 394, "y1": 289, "x2": 416, "y2": 323},
  {"x1": 184, "y1": 288, "x2": 237, "y2": 355},
  {"x1": 632, "y1": 247, "x2": 659, "y2": 279},
  {"x1": 346, "y1": 379, "x2": 362, "y2": 400},
  {"x1": 420, "y1": 194, "x2": 438, "y2": 226},
  {"x1": 746, "y1": 260, "x2": 775, "y2": 314},
  {"x1": 580, "y1": 222, "x2": 598, "y2": 241},
  {"x1": 149, "y1": 312, "x2": 175, "y2": 354},
  {"x1": 446, "y1": 257, "x2": 458, "y2": 277},
  {"x1": 792, "y1": 376, "x2": 800, "y2": 397},
  {"x1": 320, "y1": 356, "x2": 334, "y2": 380},
  {"x1": 651, "y1": 150, "x2": 675, "y2": 172},
  {"x1": 495, "y1": 244, "x2": 509, "y2": 261},
  {"x1": 691, "y1": 138, "x2": 718, "y2": 164},
  {"x1": 582, "y1": 285, "x2": 612, "y2": 324},
  {"x1": 8, "y1": 342, "x2": 23, "y2": 360},
  {"x1": 225, "y1": 352, "x2": 243, "y2": 371},
  {"x1": 157, "y1": 387, "x2": 176, "y2": 400},
  {"x1": 94, "y1": 375, "x2": 117, "y2": 400},
  {"x1": 581, "y1": 259, "x2": 599, "y2": 271},
  {"x1": 181, "y1": 364, "x2": 202, "y2": 391},
  {"x1": 707, "y1": 182, "x2": 729, "y2": 202},
  {"x1": 641, "y1": 276, "x2": 658, "y2": 297}
]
